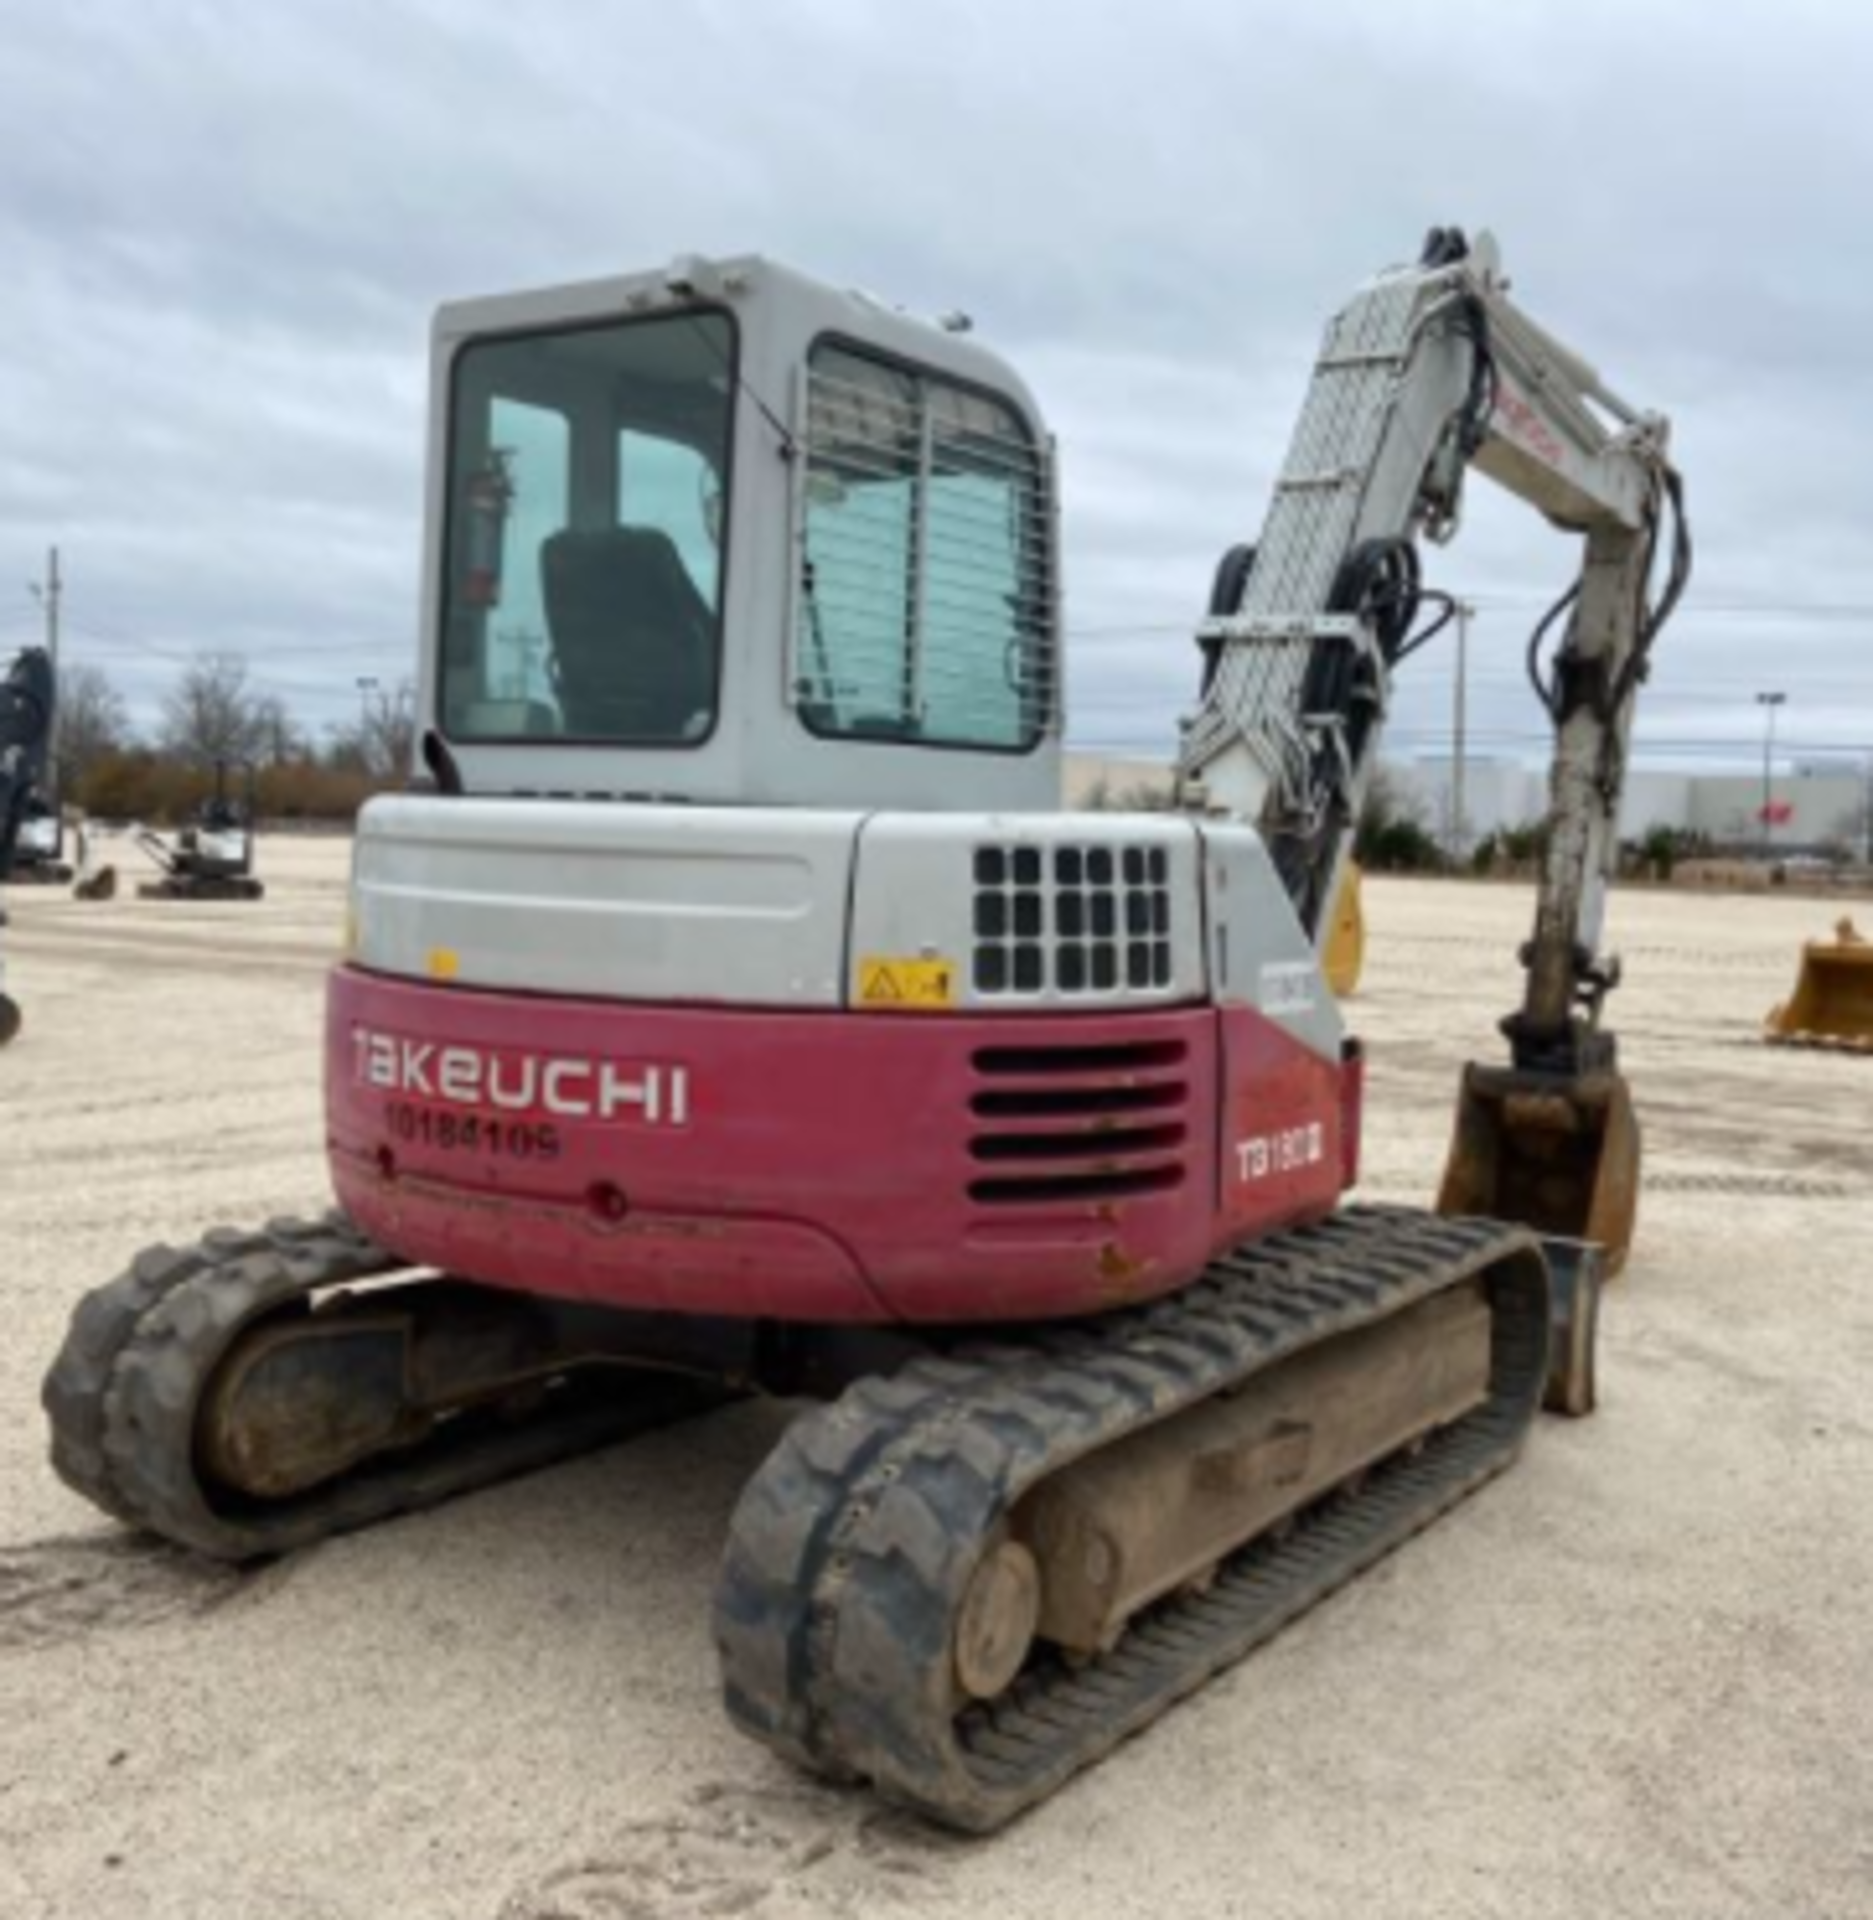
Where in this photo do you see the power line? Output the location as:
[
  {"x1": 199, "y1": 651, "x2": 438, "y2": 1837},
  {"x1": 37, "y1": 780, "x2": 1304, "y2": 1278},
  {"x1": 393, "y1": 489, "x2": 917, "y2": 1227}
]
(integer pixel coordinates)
[
  {"x1": 69, "y1": 626, "x2": 405, "y2": 661},
  {"x1": 34, "y1": 588, "x2": 1873, "y2": 660},
  {"x1": 41, "y1": 601, "x2": 404, "y2": 708},
  {"x1": 61, "y1": 614, "x2": 401, "y2": 671},
  {"x1": 1062, "y1": 599, "x2": 1873, "y2": 645}
]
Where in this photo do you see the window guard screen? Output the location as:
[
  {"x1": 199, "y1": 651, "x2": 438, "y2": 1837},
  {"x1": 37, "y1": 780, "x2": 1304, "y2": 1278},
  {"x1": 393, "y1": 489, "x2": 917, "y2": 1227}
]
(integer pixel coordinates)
[{"x1": 795, "y1": 346, "x2": 1055, "y2": 752}]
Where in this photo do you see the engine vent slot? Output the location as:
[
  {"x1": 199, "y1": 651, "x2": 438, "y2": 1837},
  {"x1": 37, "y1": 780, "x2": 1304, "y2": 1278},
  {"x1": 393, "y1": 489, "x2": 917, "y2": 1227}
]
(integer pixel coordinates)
[
  {"x1": 973, "y1": 1040, "x2": 1186, "y2": 1077},
  {"x1": 967, "y1": 1165, "x2": 1184, "y2": 1205},
  {"x1": 970, "y1": 1123, "x2": 1186, "y2": 1163},
  {"x1": 971, "y1": 1082, "x2": 1182, "y2": 1119},
  {"x1": 972, "y1": 843, "x2": 1174, "y2": 997},
  {"x1": 969, "y1": 1037, "x2": 1189, "y2": 1205}
]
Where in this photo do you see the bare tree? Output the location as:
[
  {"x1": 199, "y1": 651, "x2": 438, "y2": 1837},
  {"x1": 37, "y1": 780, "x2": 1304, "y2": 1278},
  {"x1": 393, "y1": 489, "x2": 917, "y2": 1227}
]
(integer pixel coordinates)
[
  {"x1": 159, "y1": 653, "x2": 268, "y2": 768},
  {"x1": 54, "y1": 663, "x2": 132, "y2": 794},
  {"x1": 367, "y1": 681, "x2": 415, "y2": 779},
  {"x1": 328, "y1": 682, "x2": 415, "y2": 779},
  {"x1": 1083, "y1": 776, "x2": 1176, "y2": 813},
  {"x1": 252, "y1": 693, "x2": 309, "y2": 767},
  {"x1": 1356, "y1": 764, "x2": 1448, "y2": 872}
]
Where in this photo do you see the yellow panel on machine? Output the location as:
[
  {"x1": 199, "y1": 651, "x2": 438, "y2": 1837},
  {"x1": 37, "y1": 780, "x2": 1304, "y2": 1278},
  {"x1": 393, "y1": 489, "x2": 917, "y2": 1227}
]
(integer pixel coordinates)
[
  {"x1": 1764, "y1": 919, "x2": 1873, "y2": 1053},
  {"x1": 1324, "y1": 860, "x2": 1365, "y2": 997}
]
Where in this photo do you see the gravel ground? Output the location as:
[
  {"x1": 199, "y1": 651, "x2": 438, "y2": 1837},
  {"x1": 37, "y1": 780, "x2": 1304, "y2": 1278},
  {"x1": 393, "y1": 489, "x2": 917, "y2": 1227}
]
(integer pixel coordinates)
[{"x1": 2, "y1": 839, "x2": 1869, "y2": 1919}]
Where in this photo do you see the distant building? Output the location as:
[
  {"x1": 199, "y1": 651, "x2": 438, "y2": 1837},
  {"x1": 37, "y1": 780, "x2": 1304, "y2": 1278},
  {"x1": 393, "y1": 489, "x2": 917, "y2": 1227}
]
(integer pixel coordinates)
[
  {"x1": 1062, "y1": 753, "x2": 1174, "y2": 808},
  {"x1": 1395, "y1": 756, "x2": 1869, "y2": 854},
  {"x1": 1063, "y1": 750, "x2": 1871, "y2": 858}
]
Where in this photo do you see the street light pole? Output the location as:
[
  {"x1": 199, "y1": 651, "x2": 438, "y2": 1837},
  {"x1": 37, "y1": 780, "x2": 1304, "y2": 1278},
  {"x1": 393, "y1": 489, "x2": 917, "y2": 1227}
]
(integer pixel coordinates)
[
  {"x1": 1755, "y1": 691, "x2": 1786, "y2": 858},
  {"x1": 1449, "y1": 599, "x2": 1473, "y2": 861},
  {"x1": 41, "y1": 546, "x2": 60, "y2": 677}
]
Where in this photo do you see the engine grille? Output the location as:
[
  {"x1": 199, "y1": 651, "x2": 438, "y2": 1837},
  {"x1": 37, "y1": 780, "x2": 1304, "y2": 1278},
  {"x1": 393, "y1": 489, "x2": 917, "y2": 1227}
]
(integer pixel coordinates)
[
  {"x1": 972, "y1": 843, "x2": 1174, "y2": 998},
  {"x1": 967, "y1": 1037, "x2": 1189, "y2": 1205}
]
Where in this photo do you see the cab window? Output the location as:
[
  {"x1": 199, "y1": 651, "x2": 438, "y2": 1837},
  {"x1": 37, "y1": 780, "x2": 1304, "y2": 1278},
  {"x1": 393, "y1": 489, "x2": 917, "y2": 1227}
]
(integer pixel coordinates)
[{"x1": 441, "y1": 310, "x2": 734, "y2": 745}]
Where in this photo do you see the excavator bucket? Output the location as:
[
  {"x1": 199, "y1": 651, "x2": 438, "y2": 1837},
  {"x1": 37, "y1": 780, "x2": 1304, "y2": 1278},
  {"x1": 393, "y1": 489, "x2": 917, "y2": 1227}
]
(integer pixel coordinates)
[
  {"x1": 1436, "y1": 1064, "x2": 1640, "y2": 1278},
  {"x1": 1764, "y1": 919, "x2": 1873, "y2": 1053},
  {"x1": 1323, "y1": 859, "x2": 1365, "y2": 997}
]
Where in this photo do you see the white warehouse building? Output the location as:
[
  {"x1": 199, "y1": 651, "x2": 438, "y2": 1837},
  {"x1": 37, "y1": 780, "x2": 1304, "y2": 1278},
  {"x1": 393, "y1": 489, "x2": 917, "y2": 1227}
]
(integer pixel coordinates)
[
  {"x1": 1062, "y1": 753, "x2": 1870, "y2": 855},
  {"x1": 1392, "y1": 756, "x2": 1869, "y2": 852}
]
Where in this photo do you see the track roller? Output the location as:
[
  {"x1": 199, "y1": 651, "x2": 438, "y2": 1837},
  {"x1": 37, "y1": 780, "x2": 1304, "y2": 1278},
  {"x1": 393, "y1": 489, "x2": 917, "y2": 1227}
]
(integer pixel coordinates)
[
  {"x1": 716, "y1": 1204, "x2": 1552, "y2": 1831},
  {"x1": 43, "y1": 1213, "x2": 723, "y2": 1560}
]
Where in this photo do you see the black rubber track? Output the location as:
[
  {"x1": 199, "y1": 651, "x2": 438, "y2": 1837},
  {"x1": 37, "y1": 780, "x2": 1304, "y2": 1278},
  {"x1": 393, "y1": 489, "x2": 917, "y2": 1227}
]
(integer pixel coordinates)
[
  {"x1": 715, "y1": 1203, "x2": 1550, "y2": 1832},
  {"x1": 42, "y1": 1212, "x2": 719, "y2": 1560},
  {"x1": 135, "y1": 876, "x2": 265, "y2": 901}
]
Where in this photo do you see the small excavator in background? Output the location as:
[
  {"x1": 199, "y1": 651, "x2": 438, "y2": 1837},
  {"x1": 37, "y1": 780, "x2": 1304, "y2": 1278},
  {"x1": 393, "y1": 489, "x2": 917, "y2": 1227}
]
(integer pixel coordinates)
[
  {"x1": 133, "y1": 760, "x2": 265, "y2": 901},
  {"x1": 0, "y1": 691, "x2": 124, "y2": 897},
  {"x1": 47, "y1": 229, "x2": 1687, "y2": 1829},
  {"x1": 13, "y1": 792, "x2": 118, "y2": 901},
  {"x1": 10, "y1": 788, "x2": 75, "y2": 885},
  {"x1": 70, "y1": 825, "x2": 119, "y2": 902},
  {"x1": 1, "y1": 647, "x2": 57, "y2": 1046}
]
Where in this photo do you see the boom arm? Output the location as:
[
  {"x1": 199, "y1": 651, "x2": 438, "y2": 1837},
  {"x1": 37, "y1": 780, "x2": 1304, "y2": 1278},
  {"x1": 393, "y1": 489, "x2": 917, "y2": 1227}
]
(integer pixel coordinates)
[{"x1": 1179, "y1": 228, "x2": 1689, "y2": 1076}]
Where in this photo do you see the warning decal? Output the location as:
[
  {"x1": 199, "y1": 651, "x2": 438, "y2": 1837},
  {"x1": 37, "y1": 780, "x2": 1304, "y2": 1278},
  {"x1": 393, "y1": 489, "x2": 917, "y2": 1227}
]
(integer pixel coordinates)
[{"x1": 857, "y1": 955, "x2": 957, "y2": 1010}]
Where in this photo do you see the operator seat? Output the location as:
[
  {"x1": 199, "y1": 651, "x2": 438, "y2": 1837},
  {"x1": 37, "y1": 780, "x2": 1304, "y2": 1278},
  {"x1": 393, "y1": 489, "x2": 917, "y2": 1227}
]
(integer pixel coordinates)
[{"x1": 541, "y1": 527, "x2": 717, "y2": 740}]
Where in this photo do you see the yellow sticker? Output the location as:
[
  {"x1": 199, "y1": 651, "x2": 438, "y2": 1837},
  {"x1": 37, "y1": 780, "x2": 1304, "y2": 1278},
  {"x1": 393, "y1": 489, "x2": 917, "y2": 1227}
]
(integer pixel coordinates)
[
  {"x1": 426, "y1": 946, "x2": 460, "y2": 981},
  {"x1": 857, "y1": 954, "x2": 957, "y2": 1010}
]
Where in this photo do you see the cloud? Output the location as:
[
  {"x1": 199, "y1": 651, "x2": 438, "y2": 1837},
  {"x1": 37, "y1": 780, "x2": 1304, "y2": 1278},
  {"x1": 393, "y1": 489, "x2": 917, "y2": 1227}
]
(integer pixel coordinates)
[{"x1": 3, "y1": 0, "x2": 1870, "y2": 768}]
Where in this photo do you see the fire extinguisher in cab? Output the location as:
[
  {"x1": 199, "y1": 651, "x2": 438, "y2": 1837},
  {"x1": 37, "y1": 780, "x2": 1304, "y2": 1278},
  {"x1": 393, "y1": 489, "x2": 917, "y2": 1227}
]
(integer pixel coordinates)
[{"x1": 462, "y1": 449, "x2": 515, "y2": 608}]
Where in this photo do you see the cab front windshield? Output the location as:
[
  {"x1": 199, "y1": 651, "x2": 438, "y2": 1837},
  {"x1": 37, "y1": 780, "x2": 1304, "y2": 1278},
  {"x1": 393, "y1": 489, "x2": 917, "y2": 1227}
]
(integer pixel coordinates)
[{"x1": 440, "y1": 310, "x2": 735, "y2": 745}]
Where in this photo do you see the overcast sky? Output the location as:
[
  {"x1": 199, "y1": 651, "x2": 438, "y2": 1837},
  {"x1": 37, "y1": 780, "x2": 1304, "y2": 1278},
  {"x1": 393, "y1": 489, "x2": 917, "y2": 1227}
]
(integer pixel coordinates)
[{"x1": 4, "y1": 0, "x2": 1871, "y2": 775}]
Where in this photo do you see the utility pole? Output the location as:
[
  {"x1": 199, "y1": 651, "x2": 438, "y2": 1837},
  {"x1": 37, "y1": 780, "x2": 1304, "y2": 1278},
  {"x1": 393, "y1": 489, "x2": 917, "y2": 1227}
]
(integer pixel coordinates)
[
  {"x1": 27, "y1": 547, "x2": 62, "y2": 797},
  {"x1": 41, "y1": 546, "x2": 60, "y2": 672},
  {"x1": 1755, "y1": 690, "x2": 1786, "y2": 858},
  {"x1": 1863, "y1": 749, "x2": 1872, "y2": 868},
  {"x1": 1449, "y1": 598, "x2": 1473, "y2": 860}
]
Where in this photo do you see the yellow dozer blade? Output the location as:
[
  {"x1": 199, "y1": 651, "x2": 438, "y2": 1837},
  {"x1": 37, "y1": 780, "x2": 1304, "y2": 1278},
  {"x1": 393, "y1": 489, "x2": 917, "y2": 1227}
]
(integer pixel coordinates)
[
  {"x1": 1324, "y1": 859, "x2": 1365, "y2": 997},
  {"x1": 1437, "y1": 1064, "x2": 1641, "y2": 1278},
  {"x1": 1764, "y1": 918, "x2": 1873, "y2": 1053}
]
